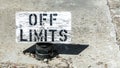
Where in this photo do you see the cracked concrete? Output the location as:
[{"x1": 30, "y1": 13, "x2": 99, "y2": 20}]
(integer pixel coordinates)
[
  {"x1": 107, "y1": 0, "x2": 120, "y2": 45},
  {"x1": 0, "y1": 0, "x2": 120, "y2": 68}
]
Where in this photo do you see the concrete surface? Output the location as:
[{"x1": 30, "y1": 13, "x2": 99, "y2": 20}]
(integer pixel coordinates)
[
  {"x1": 0, "y1": 0, "x2": 120, "y2": 68},
  {"x1": 108, "y1": 0, "x2": 120, "y2": 45}
]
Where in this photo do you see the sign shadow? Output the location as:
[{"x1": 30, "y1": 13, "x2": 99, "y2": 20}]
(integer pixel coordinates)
[
  {"x1": 23, "y1": 43, "x2": 89, "y2": 56},
  {"x1": 54, "y1": 43, "x2": 89, "y2": 55}
]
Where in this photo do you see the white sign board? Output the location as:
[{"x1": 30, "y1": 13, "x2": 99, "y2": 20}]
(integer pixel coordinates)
[{"x1": 16, "y1": 12, "x2": 71, "y2": 43}]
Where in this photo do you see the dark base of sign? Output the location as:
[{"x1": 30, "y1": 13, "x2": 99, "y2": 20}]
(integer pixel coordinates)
[
  {"x1": 23, "y1": 43, "x2": 89, "y2": 60},
  {"x1": 35, "y1": 42, "x2": 58, "y2": 60}
]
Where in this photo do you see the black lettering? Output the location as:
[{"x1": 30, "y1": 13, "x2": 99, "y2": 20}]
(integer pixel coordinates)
[
  {"x1": 50, "y1": 13, "x2": 57, "y2": 26},
  {"x1": 34, "y1": 29, "x2": 43, "y2": 42},
  {"x1": 59, "y1": 30, "x2": 68, "y2": 41},
  {"x1": 40, "y1": 14, "x2": 42, "y2": 25},
  {"x1": 45, "y1": 30, "x2": 47, "y2": 41},
  {"x1": 49, "y1": 30, "x2": 57, "y2": 41},
  {"x1": 40, "y1": 13, "x2": 47, "y2": 25},
  {"x1": 29, "y1": 29, "x2": 32, "y2": 41},
  {"x1": 29, "y1": 14, "x2": 37, "y2": 25},
  {"x1": 20, "y1": 29, "x2": 27, "y2": 41}
]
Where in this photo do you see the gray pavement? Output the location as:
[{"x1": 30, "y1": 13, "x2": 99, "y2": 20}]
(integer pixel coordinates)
[{"x1": 0, "y1": 0, "x2": 120, "y2": 68}]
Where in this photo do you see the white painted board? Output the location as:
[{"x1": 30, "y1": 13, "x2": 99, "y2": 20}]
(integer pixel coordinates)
[{"x1": 16, "y1": 12, "x2": 71, "y2": 43}]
